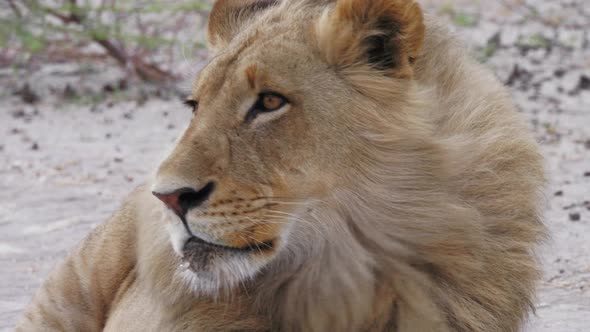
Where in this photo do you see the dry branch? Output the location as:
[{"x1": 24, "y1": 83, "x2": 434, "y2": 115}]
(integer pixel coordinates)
[{"x1": 21, "y1": 0, "x2": 178, "y2": 83}]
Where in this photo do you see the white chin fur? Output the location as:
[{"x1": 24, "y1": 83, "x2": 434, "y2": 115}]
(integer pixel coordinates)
[{"x1": 177, "y1": 254, "x2": 266, "y2": 296}]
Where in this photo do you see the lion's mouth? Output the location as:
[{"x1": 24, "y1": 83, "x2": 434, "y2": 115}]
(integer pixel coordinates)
[
  {"x1": 181, "y1": 235, "x2": 275, "y2": 271},
  {"x1": 185, "y1": 234, "x2": 274, "y2": 253}
]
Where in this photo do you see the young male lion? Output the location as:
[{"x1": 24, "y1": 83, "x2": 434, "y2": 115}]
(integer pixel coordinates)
[{"x1": 17, "y1": 0, "x2": 545, "y2": 331}]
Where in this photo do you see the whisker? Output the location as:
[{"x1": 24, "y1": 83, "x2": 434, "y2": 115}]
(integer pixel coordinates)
[
  {"x1": 235, "y1": 232, "x2": 264, "y2": 257},
  {"x1": 240, "y1": 215, "x2": 312, "y2": 238},
  {"x1": 253, "y1": 196, "x2": 306, "y2": 200},
  {"x1": 264, "y1": 200, "x2": 309, "y2": 206},
  {"x1": 263, "y1": 211, "x2": 328, "y2": 241},
  {"x1": 263, "y1": 211, "x2": 310, "y2": 225},
  {"x1": 239, "y1": 216, "x2": 291, "y2": 228},
  {"x1": 265, "y1": 209, "x2": 312, "y2": 220},
  {"x1": 243, "y1": 233, "x2": 269, "y2": 255},
  {"x1": 242, "y1": 215, "x2": 297, "y2": 226}
]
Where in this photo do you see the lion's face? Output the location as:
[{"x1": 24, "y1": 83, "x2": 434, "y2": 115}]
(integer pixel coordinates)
[
  {"x1": 154, "y1": 21, "x2": 353, "y2": 283},
  {"x1": 152, "y1": 0, "x2": 424, "y2": 291}
]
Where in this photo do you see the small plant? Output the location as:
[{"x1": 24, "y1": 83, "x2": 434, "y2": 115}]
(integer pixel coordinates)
[
  {"x1": 479, "y1": 33, "x2": 501, "y2": 63},
  {"x1": 453, "y1": 12, "x2": 478, "y2": 27},
  {"x1": 1, "y1": 0, "x2": 212, "y2": 83},
  {"x1": 517, "y1": 33, "x2": 551, "y2": 50}
]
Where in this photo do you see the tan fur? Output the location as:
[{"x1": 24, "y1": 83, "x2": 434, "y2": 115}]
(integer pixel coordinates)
[{"x1": 17, "y1": 1, "x2": 545, "y2": 331}]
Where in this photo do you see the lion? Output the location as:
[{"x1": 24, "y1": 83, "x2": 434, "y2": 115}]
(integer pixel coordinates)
[{"x1": 16, "y1": 0, "x2": 545, "y2": 331}]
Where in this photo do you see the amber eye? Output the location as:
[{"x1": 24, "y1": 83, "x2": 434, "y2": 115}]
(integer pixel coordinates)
[
  {"x1": 183, "y1": 99, "x2": 198, "y2": 114},
  {"x1": 245, "y1": 92, "x2": 289, "y2": 122},
  {"x1": 261, "y1": 93, "x2": 285, "y2": 111}
]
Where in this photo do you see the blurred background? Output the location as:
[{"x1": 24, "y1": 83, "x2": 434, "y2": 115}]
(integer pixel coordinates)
[{"x1": 0, "y1": 0, "x2": 588, "y2": 330}]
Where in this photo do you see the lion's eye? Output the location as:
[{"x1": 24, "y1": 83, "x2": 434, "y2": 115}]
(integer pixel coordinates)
[
  {"x1": 245, "y1": 92, "x2": 288, "y2": 122},
  {"x1": 183, "y1": 99, "x2": 198, "y2": 114},
  {"x1": 261, "y1": 93, "x2": 286, "y2": 111}
]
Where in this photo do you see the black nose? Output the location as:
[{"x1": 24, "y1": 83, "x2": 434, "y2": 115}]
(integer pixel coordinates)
[{"x1": 152, "y1": 182, "x2": 215, "y2": 218}]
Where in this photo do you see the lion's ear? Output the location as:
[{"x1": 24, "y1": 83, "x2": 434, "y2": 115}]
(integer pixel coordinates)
[
  {"x1": 316, "y1": 0, "x2": 425, "y2": 78},
  {"x1": 208, "y1": 0, "x2": 279, "y2": 51}
]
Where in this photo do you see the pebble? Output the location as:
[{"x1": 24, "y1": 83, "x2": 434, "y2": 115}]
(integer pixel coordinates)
[
  {"x1": 501, "y1": 27, "x2": 520, "y2": 46},
  {"x1": 560, "y1": 71, "x2": 581, "y2": 92},
  {"x1": 579, "y1": 76, "x2": 590, "y2": 91},
  {"x1": 11, "y1": 109, "x2": 26, "y2": 118},
  {"x1": 558, "y1": 28, "x2": 584, "y2": 49},
  {"x1": 569, "y1": 212, "x2": 581, "y2": 222}
]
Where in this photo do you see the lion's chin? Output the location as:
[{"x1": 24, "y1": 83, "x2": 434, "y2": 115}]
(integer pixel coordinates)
[{"x1": 176, "y1": 236, "x2": 278, "y2": 295}]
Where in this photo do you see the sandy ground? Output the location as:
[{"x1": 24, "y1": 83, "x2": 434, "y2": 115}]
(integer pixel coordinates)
[{"x1": 1, "y1": 0, "x2": 589, "y2": 331}]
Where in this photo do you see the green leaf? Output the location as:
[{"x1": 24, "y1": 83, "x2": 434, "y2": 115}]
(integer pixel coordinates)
[
  {"x1": 15, "y1": 26, "x2": 45, "y2": 53},
  {"x1": 517, "y1": 34, "x2": 550, "y2": 49},
  {"x1": 453, "y1": 13, "x2": 477, "y2": 27}
]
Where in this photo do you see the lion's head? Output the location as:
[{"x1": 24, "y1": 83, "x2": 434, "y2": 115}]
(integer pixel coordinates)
[{"x1": 152, "y1": 0, "x2": 426, "y2": 292}]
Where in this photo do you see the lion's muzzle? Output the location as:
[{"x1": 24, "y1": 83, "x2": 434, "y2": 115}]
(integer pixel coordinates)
[{"x1": 152, "y1": 182, "x2": 215, "y2": 219}]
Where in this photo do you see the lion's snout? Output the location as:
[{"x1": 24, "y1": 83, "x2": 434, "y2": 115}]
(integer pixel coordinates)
[
  {"x1": 152, "y1": 172, "x2": 288, "y2": 252},
  {"x1": 152, "y1": 182, "x2": 215, "y2": 219}
]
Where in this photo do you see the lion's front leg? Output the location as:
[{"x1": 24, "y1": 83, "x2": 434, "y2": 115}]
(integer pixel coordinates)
[{"x1": 16, "y1": 194, "x2": 138, "y2": 332}]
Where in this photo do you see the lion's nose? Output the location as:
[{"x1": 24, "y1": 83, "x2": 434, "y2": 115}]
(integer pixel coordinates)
[{"x1": 152, "y1": 182, "x2": 215, "y2": 218}]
